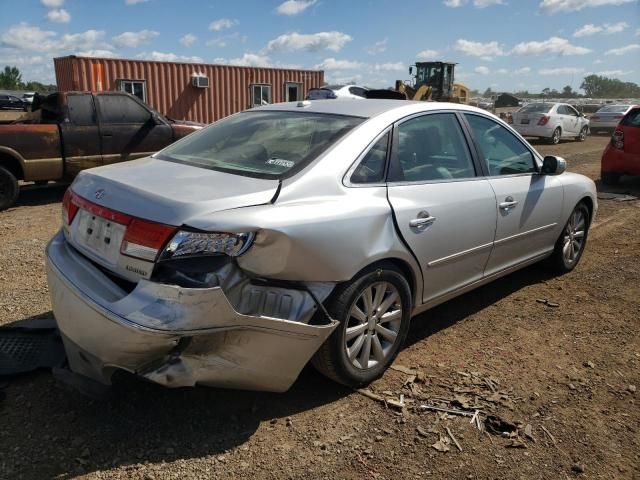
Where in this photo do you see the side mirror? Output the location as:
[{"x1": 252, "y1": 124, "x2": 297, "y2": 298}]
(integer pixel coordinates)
[
  {"x1": 149, "y1": 113, "x2": 163, "y2": 125},
  {"x1": 541, "y1": 155, "x2": 566, "y2": 175}
]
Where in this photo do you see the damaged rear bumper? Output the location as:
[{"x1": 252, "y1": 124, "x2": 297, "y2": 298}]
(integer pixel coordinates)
[{"x1": 45, "y1": 231, "x2": 338, "y2": 392}]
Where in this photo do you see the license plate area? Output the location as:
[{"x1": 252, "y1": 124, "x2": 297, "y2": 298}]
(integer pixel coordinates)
[
  {"x1": 521, "y1": 118, "x2": 530, "y2": 124},
  {"x1": 72, "y1": 209, "x2": 126, "y2": 266}
]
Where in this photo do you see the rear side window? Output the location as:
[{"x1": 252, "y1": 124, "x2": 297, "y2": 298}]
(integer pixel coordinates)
[
  {"x1": 96, "y1": 94, "x2": 151, "y2": 124},
  {"x1": 307, "y1": 89, "x2": 336, "y2": 100},
  {"x1": 391, "y1": 113, "x2": 476, "y2": 182},
  {"x1": 351, "y1": 131, "x2": 389, "y2": 184},
  {"x1": 349, "y1": 87, "x2": 367, "y2": 98},
  {"x1": 67, "y1": 95, "x2": 96, "y2": 126},
  {"x1": 622, "y1": 109, "x2": 640, "y2": 127}
]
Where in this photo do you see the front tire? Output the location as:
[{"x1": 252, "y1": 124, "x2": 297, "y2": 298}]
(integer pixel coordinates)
[
  {"x1": 576, "y1": 126, "x2": 588, "y2": 142},
  {"x1": 548, "y1": 127, "x2": 561, "y2": 145},
  {"x1": 312, "y1": 264, "x2": 412, "y2": 387},
  {"x1": 546, "y1": 202, "x2": 590, "y2": 274},
  {"x1": 0, "y1": 166, "x2": 19, "y2": 211}
]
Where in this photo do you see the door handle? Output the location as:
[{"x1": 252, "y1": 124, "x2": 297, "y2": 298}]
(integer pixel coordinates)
[
  {"x1": 409, "y1": 211, "x2": 436, "y2": 228},
  {"x1": 499, "y1": 196, "x2": 519, "y2": 211}
]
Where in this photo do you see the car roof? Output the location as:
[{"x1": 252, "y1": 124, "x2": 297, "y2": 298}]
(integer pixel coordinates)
[{"x1": 254, "y1": 99, "x2": 490, "y2": 119}]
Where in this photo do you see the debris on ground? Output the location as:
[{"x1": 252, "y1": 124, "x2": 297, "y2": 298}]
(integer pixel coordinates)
[
  {"x1": 484, "y1": 415, "x2": 518, "y2": 436},
  {"x1": 597, "y1": 192, "x2": 638, "y2": 202}
]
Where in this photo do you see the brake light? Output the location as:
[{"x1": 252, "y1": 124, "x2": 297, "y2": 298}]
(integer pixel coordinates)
[
  {"x1": 62, "y1": 189, "x2": 79, "y2": 226},
  {"x1": 121, "y1": 219, "x2": 177, "y2": 261},
  {"x1": 612, "y1": 129, "x2": 624, "y2": 150},
  {"x1": 63, "y1": 190, "x2": 176, "y2": 262},
  {"x1": 538, "y1": 115, "x2": 550, "y2": 126}
]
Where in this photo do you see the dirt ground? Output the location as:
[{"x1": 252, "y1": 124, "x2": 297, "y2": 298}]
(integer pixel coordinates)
[{"x1": 0, "y1": 135, "x2": 638, "y2": 480}]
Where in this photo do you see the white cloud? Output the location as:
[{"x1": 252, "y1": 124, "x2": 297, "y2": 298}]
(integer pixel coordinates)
[
  {"x1": 112, "y1": 30, "x2": 159, "y2": 48},
  {"x1": 540, "y1": 0, "x2": 634, "y2": 14},
  {"x1": 574, "y1": 21, "x2": 628, "y2": 36},
  {"x1": 315, "y1": 58, "x2": 364, "y2": 70},
  {"x1": 416, "y1": 49, "x2": 439, "y2": 60},
  {"x1": 206, "y1": 32, "x2": 246, "y2": 48},
  {"x1": 265, "y1": 31, "x2": 352, "y2": 53},
  {"x1": 475, "y1": 66, "x2": 490, "y2": 75},
  {"x1": 496, "y1": 68, "x2": 508, "y2": 74},
  {"x1": 125, "y1": 0, "x2": 148, "y2": 4},
  {"x1": 41, "y1": 0, "x2": 64, "y2": 6},
  {"x1": 514, "y1": 67, "x2": 531, "y2": 74},
  {"x1": 597, "y1": 69, "x2": 633, "y2": 76},
  {"x1": 1, "y1": 23, "x2": 57, "y2": 51},
  {"x1": 444, "y1": 0, "x2": 505, "y2": 6},
  {"x1": 593, "y1": 59, "x2": 603, "y2": 64},
  {"x1": 511, "y1": 37, "x2": 591, "y2": 56},
  {"x1": 179, "y1": 34, "x2": 196, "y2": 47},
  {"x1": 137, "y1": 51, "x2": 203, "y2": 63},
  {"x1": 538, "y1": 67, "x2": 584, "y2": 75},
  {"x1": 45, "y1": 8, "x2": 70, "y2": 23},
  {"x1": 573, "y1": 24, "x2": 603, "y2": 37},
  {"x1": 453, "y1": 39, "x2": 505, "y2": 58},
  {"x1": 373, "y1": 62, "x2": 405, "y2": 71},
  {"x1": 77, "y1": 50, "x2": 119, "y2": 58},
  {"x1": 209, "y1": 19, "x2": 238, "y2": 32},
  {"x1": 636, "y1": 28, "x2": 640, "y2": 36},
  {"x1": 366, "y1": 38, "x2": 387, "y2": 55},
  {"x1": 213, "y1": 53, "x2": 302, "y2": 69},
  {"x1": 605, "y1": 43, "x2": 640, "y2": 55},
  {"x1": 276, "y1": 0, "x2": 317, "y2": 15}
]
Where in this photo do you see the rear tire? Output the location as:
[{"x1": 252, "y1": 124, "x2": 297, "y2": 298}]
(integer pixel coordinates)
[
  {"x1": 546, "y1": 202, "x2": 590, "y2": 274},
  {"x1": 0, "y1": 166, "x2": 19, "y2": 211},
  {"x1": 601, "y1": 172, "x2": 620, "y2": 185},
  {"x1": 548, "y1": 127, "x2": 561, "y2": 145},
  {"x1": 312, "y1": 264, "x2": 412, "y2": 388}
]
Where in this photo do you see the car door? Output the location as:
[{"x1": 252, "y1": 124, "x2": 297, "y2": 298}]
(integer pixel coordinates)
[
  {"x1": 566, "y1": 104, "x2": 583, "y2": 133},
  {"x1": 95, "y1": 93, "x2": 173, "y2": 165},
  {"x1": 385, "y1": 112, "x2": 497, "y2": 303},
  {"x1": 463, "y1": 113, "x2": 563, "y2": 276},
  {"x1": 558, "y1": 105, "x2": 578, "y2": 136},
  {"x1": 60, "y1": 93, "x2": 103, "y2": 176}
]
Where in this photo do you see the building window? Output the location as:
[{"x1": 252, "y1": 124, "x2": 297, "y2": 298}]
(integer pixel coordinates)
[
  {"x1": 118, "y1": 79, "x2": 147, "y2": 103},
  {"x1": 251, "y1": 84, "x2": 272, "y2": 107},
  {"x1": 285, "y1": 82, "x2": 302, "y2": 102}
]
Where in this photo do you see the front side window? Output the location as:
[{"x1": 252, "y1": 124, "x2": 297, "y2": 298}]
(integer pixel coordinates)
[
  {"x1": 464, "y1": 114, "x2": 536, "y2": 176},
  {"x1": 67, "y1": 94, "x2": 96, "y2": 126},
  {"x1": 96, "y1": 94, "x2": 151, "y2": 124},
  {"x1": 251, "y1": 84, "x2": 272, "y2": 107},
  {"x1": 157, "y1": 111, "x2": 363, "y2": 179},
  {"x1": 351, "y1": 131, "x2": 389, "y2": 184},
  {"x1": 391, "y1": 113, "x2": 476, "y2": 182}
]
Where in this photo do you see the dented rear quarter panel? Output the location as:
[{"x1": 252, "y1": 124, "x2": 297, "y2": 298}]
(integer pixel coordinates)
[{"x1": 0, "y1": 124, "x2": 63, "y2": 181}]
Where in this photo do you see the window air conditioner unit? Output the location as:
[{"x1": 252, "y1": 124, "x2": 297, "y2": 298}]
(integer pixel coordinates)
[{"x1": 192, "y1": 74, "x2": 209, "y2": 88}]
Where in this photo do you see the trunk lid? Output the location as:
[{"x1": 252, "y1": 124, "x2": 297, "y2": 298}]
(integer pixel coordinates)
[{"x1": 71, "y1": 156, "x2": 279, "y2": 226}]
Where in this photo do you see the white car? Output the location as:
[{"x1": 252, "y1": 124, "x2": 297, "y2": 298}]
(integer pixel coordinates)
[
  {"x1": 307, "y1": 84, "x2": 368, "y2": 100},
  {"x1": 512, "y1": 102, "x2": 589, "y2": 144},
  {"x1": 589, "y1": 104, "x2": 634, "y2": 134}
]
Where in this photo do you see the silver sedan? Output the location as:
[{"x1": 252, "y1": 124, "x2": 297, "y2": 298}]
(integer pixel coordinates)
[{"x1": 46, "y1": 100, "x2": 597, "y2": 393}]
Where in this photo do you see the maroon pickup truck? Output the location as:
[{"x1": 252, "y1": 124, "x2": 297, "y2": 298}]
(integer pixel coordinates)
[{"x1": 0, "y1": 91, "x2": 201, "y2": 210}]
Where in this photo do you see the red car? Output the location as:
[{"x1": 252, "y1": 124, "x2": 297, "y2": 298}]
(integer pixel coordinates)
[{"x1": 601, "y1": 105, "x2": 640, "y2": 184}]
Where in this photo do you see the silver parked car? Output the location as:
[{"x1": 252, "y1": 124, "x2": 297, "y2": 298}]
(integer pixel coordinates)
[
  {"x1": 512, "y1": 102, "x2": 589, "y2": 144},
  {"x1": 589, "y1": 104, "x2": 634, "y2": 133},
  {"x1": 46, "y1": 100, "x2": 597, "y2": 393}
]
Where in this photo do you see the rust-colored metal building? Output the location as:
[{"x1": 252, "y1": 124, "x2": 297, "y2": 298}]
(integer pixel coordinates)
[{"x1": 54, "y1": 56, "x2": 324, "y2": 124}]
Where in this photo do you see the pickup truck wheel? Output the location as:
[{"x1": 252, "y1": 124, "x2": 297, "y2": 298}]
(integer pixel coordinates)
[
  {"x1": 0, "y1": 166, "x2": 19, "y2": 211},
  {"x1": 312, "y1": 264, "x2": 412, "y2": 388}
]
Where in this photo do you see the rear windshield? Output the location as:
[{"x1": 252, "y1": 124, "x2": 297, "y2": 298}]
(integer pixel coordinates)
[
  {"x1": 622, "y1": 109, "x2": 640, "y2": 127},
  {"x1": 307, "y1": 88, "x2": 337, "y2": 100},
  {"x1": 519, "y1": 103, "x2": 552, "y2": 113},
  {"x1": 156, "y1": 111, "x2": 363, "y2": 179},
  {"x1": 597, "y1": 105, "x2": 631, "y2": 113}
]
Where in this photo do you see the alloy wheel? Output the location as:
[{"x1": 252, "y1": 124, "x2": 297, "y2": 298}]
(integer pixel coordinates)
[
  {"x1": 579, "y1": 127, "x2": 587, "y2": 141},
  {"x1": 562, "y1": 208, "x2": 586, "y2": 265},
  {"x1": 344, "y1": 282, "x2": 402, "y2": 370},
  {"x1": 552, "y1": 128, "x2": 560, "y2": 144}
]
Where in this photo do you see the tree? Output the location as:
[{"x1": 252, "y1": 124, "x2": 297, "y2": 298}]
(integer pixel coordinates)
[
  {"x1": 562, "y1": 85, "x2": 574, "y2": 98},
  {"x1": 580, "y1": 74, "x2": 640, "y2": 97},
  {"x1": 483, "y1": 87, "x2": 493, "y2": 98},
  {"x1": 0, "y1": 66, "x2": 23, "y2": 89},
  {"x1": 541, "y1": 87, "x2": 551, "y2": 96}
]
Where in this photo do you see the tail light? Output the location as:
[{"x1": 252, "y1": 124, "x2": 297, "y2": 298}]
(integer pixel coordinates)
[
  {"x1": 62, "y1": 189, "x2": 79, "y2": 226},
  {"x1": 538, "y1": 115, "x2": 550, "y2": 126},
  {"x1": 612, "y1": 129, "x2": 624, "y2": 150},
  {"x1": 62, "y1": 190, "x2": 176, "y2": 262}
]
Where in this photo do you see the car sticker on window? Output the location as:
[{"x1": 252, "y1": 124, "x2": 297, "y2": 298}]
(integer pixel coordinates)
[{"x1": 266, "y1": 158, "x2": 295, "y2": 168}]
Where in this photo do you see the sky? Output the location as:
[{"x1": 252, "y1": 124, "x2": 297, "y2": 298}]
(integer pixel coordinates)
[{"x1": 0, "y1": 0, "x2": 639, "y2": 93}]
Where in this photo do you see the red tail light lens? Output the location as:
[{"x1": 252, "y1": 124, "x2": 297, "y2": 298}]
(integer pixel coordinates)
[
  {"x1": 121, "y1": 219, "x2": 177, "y2": 261},
  {"x1": 612, "y1": 130, "x2": 624, "y2": 150},
  {"x1": 538, "y1": 115, "x2": 550, "y2": 126},
  {"x1": 62, "y1": 189, "x2": 79, "y2": 226}
]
